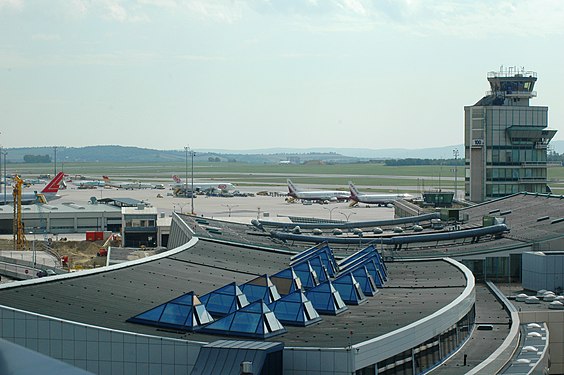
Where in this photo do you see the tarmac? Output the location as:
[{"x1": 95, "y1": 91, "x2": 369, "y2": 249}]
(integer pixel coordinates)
[{"x1": 53, "y1": 184, "x2": 395, "y2": 223}]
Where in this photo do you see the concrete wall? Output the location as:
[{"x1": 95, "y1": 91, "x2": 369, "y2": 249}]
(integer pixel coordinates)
[
  {"x1": 0, "y1": 306, "x2": 205, "y2": 375},
  {"x1": 350, "y1": 258, "x2": 475, "y2": 371},
  {"x1": 522, "y1": 252, "x2": 564, "y2": 292},
  {"x1": 283, "y1": 347, "x2": 354, "y2": 375}
]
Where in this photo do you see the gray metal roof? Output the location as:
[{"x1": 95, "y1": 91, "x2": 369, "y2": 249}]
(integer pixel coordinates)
[
  {"x1": 191, "y1": 340, "x2": 284, "y2": 375},
  {"x1": 97, "y1": 197, "x2": 146, "y2": 207},
  {"x1": 176, "y1": 192, "x2": 564, "y2": 259},
  {"x1": 0, "y1": 239, "x2": 465, "y2": 348}
]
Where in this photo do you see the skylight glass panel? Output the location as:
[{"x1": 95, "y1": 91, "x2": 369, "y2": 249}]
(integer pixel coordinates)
[
  {"x1": 160, "y1": 303, "x2": 190, "y2": 325},
  {"x1": 134, "y1": 305, "x2": 165, "y2": 322},
  {"x1": 199, "y1": 301, "x2": 287, "y2": 339},
  {"x1": 230, "y1": 312, "x2": 261, "y2": 333},
  {"x1": 127, "y1": 291, "x2": 215, "y2": 331},
  {"x1": 305, "y1": 281, "x2": 348, "y2": 315}
]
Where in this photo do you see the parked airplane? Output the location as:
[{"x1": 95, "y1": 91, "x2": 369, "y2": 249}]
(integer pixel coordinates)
[
  {"x1": 171, "y1": 175, "x2": 235, "y2": 192},
  {"x1": 72, "y1": 178, "x2": 106, "y2": 188},
  {"x1": 349, "y1": 181, "x2": 413, "y2": 206},
  {"x1": 102, "y1": 176, "x2": 153, "y2": 189},
  {"x1": 23, "y1": 177, "x2": 46, "y2": 186},
  {"x1": 287, "y1": 179, "x2": 350, "y2": 202},
  {"x1": 0, "y1": 172, "x2": 65, "y2": 205}
]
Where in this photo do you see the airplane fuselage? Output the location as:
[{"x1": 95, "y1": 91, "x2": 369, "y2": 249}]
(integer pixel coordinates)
[
  {"x1": 287, "y1": 179, "x2": 349, "y2": 202},
  {"x1": 349, "y1": 181, "x2": 413, "y2": 206},
  {"x1": 289, "y1": 190, "x2": 350, "y2": 201},
  {"x1": 171, "y1": 182, "x2": 235, "y2": 192}
]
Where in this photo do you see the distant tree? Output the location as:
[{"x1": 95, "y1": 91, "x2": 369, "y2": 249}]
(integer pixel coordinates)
[
  {"x1": 384, "y1": 158, "x2": 464, "y2": 166},
  {"x1": 208, "y1": 156, "x2": 221, "y2": 162},
  {"x1": 548, "y1": 149, "x2": 564, "y2": 163},
  {"x1": 23, "y1": 154, "x2": 51, "y2": 163}
]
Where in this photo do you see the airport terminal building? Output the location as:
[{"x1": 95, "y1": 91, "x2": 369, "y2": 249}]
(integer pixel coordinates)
[
  {"x1": 0, "y1": 216, "x2": 479, "y2": 375},
  {"x1": 1, "y1": 191, "x2": 562, "y2": 374}
]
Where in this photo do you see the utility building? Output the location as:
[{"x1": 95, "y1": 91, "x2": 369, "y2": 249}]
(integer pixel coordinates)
[{"x1": 465, "y1": 67, "x2": 557, "y2": 202}]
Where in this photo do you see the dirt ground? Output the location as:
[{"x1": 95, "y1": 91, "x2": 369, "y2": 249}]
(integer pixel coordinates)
[{"x1": 0, "y1": 238, "x2": 111, "y2": 269}]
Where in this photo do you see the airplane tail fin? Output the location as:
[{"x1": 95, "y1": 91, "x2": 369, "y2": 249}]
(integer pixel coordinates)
[
  {"x1": 349, "y1": 181, "x2": 361, "y2": 200},
  {"x1": 172, "y1": 175, "x2": 182, "y2": 183},
  {"x1": 40, "y1": 172, "x2": 65, "y2": 194},
  {"x1": 287, "y1": 179, "x2": 299, "y2": 196},
  {"x1": 102, "y1": 176, "x2": 111, "y2": 182}
]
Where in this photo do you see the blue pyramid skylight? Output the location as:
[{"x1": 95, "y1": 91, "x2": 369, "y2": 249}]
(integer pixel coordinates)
[
  {"x1": 374, "y1": 250, "x2": 388, "y2": 281},
  {"x1": 340, "y1": 245, "x2": 388, "y2": 282},
  {"x1": 294, "y1": 255, "x2": 329, "y2": 283},
  {"x1": 199, "y1": 300, "x2": 287, "y2": 339},
  {"x1": 305, "y1": 281, "x2": 348, "y2": 315},
  {"x1": 199, "y1": 282, "x2": 250, "y2": 317},
  {"x1": 291, "y1": 242, "x2": 338, "y2": 277},
  {"x1": 348, "y1": 264, "x2": 378, "y2": 296},
  {"x1": 293, "y1": 261, "x2": 319, "y2": 290},
  {"x1": 271, "y1": 267, "x2": 303, "y2": 296},
  {"x1": 267, "y1": 290, "x2": 322, "y2": 327},
  {"x1": 339, "y1": 245, "x2": 377, "y2": 268},
  {"x1": 240, "y1": 274, "x2": 281, "y2": 304},
  {"x1": 360, "y1": 259, "x2": 385, "y2": 288},
  {"x1": 340, "y1": 255, "x2": 385, "y2": 288},
  {"x1": 332, "y1": 272, "x2": 367, "y2": 305},
  {"x1": 127, "y1": 292, "x2": 214, "y2": 331}
]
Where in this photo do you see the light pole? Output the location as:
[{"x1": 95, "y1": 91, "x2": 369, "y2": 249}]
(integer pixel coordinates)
[
  {"x1": 30, "y1": 231, "x2": 36, "y2": 267},
  {"x1": 184, "y1": 146, "x2": 188, "y2": 198},
  {"x1": 53, "y1": 146, "x2": 57, "y2": 175},
  {"x1": 174, "y1": 202, "x2": 189, "y2": 214},
  {"x1": 340, "y1": 211, "x2": 356, "y2": 222},
  {"x1": 62, "y1": 156, "x2": 68, "y2": 174},
  {"x1": 1, "y1": 148, "x2": 5, "y2": 204},
  {"x1": 191, "y1": 149, "x2": 194, "y2": 214},
  {"x1": 453, "y1": 149, "x2": 459, "y2": 200},
  {"x1": 184, "y1": 146, "x2": 195, "y2": 215},
  {"x1": 323, "y1": 206, "x2": 338, "y2": 221},
  {"x1": 223, "y1": 204, "x2": 239, "y2": 217}
]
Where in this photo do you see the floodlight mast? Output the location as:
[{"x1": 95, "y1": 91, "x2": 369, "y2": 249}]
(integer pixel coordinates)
[
  {"x1": 453, "y1": 149, "x2": 459, "y2": 200},
  {"x1": 184, "y1": 146, "x2": 195, "y2": 215},
  {"x1": 191, "y1": 149, "x2": 194, "y2": 215}
]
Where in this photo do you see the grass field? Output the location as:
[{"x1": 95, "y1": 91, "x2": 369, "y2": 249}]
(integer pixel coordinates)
[{"x1": 6, "y1": 161, "x2": 564, "y2": 194}]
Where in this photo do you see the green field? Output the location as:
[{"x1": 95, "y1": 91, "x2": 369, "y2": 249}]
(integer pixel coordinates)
[{"x1": 6, "y1": 162, "x2": 564, "y2": 194}]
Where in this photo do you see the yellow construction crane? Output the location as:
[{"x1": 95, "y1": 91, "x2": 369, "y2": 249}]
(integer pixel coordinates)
[{"x1": 13, "y1": 175, "x2": 26, "y2": 250}]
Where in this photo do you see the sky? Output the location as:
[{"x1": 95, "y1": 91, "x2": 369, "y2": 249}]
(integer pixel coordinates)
[{"x1": 1, "y1": 0, "x2": 563, "y2": 151}]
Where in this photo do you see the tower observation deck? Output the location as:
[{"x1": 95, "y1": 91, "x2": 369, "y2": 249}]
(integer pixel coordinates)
[{"x1": 486, "y1": 66, "x2": 537, "y2": 106}]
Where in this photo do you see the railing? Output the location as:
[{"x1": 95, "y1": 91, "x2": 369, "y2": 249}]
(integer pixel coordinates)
[
  {"x1": 485, "y1": 90, "x2": 537, "y2": 97},
  {"x1": 518, "y1": 177, "x2": 547, "y2": 183},
  {"x1": 487, "y1": 69, "x2": 537, "y2": 78}
]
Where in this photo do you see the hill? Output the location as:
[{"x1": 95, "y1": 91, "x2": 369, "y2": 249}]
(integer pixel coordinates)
[{"x1": 3, "y1": 141, "x2": 562, "y2": 164}]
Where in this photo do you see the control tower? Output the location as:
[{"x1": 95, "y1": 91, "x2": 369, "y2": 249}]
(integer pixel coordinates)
[{"x1": 464, "y1": 67, "x2": 557, "y2": 203}]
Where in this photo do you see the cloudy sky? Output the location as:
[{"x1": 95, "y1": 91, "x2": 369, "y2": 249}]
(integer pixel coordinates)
[{"x1": 1, "y1": 0, "x2": 563, "y2": 150}]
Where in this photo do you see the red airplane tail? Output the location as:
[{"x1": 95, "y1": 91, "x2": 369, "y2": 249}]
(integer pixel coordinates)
[
  {"x1": 41, "y1": 172, "x2": 65, "y2": 194},
  {"x1": 172, "y1": 175, "x2": 182, "y2": 183}
]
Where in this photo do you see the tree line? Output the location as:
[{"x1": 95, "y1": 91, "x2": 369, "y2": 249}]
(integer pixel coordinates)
[
  {"x1": 23, "y1": 154, "x2": 51, "y2": 163},
  {"x1": 383, "y1": 158, "x2": 464, "y2": 166}
]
